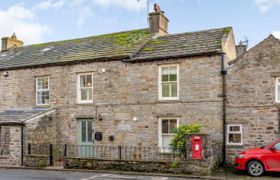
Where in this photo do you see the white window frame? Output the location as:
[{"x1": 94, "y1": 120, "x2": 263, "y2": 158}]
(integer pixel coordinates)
[
  {"x1": 158, "y1": 64, "x2": 179, "y2": 101},
  {"x1": 77, "y1": 73, "x2": 93, "y2": 104},
  {"x1": 158, "y1": 117, "x2": 179, "y2": 152},
  {"x1": 227, "y1": 124, "x2": 242, "y2": 146},
  {"x1": 36, "y1": 76, "x2": 49, "y2": 106},
  {"x1": 276, "y1": 77, "x2": 280, "y2": 103}
]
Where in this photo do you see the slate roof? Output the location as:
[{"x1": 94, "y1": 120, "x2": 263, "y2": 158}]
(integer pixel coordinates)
[
  {"x1": 0, "y1": 29, "x2": 151, "y2": 70},
  {"x1": 0, "y1": 108, "x2": 51, "y2": 125},
  {"x1": 128, "y1": 27, "x2": 228, "y2": 62},
  {"x1": 0, "y1": 27, "x2": 230, "y2": 70}
]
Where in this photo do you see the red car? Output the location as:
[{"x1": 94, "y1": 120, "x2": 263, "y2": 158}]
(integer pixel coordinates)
[{"x1": 235, "y1": 140, "x2": 280, "y2": 176}]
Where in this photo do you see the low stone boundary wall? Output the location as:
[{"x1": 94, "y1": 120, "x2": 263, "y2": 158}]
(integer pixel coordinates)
[
  {"x1": 24, "y1": 154, "x2": 50, "y2": 167},
  {"x1": 64, "y1": 158, "x2": 214, "y2": 175},
  {"x1": 185, "y1": 134, "x2": 223, "y2": 169},
  {"x1": 64, "y1": 134, "x2": 223, "y2": 175}
]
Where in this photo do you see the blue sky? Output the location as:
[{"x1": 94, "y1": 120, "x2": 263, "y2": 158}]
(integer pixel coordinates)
[{"x1": 0, "y1": 0, "x2": 279, "y2": 48}]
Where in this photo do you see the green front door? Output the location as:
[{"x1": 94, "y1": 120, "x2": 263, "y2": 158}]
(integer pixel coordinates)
[{"x1": 77, "y1": 119, "x2": 93, "y2": 157}]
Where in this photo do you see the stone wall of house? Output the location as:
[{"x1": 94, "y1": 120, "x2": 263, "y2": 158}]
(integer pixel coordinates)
[
  {"x1": 23, "y1": 109, "x2": 59, "y2": 144},
  {"x1": 0, "y1": 126, "x2": 22, "y2": 167},
  {"x1": 0, "y1": 126, "x2": 10, "y2": 155},
  {"x1": 0, "y1": 55, "x2": 224, "y2": 149},
  {"x1": 226, "y1": 35, "x2": 280, "y2": 164}
]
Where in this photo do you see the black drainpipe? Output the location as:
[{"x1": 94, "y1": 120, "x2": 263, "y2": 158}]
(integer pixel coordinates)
[
  {"x1": 220, "y1": 53, "x2": 227, "y2": 165},
  {"x1": 20, "y1": 124, "x2": 24, "y2": 166}
]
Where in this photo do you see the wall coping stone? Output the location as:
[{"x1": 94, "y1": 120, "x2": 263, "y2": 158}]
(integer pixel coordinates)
[{"x1": 65, "y1": 157, "x2": 194, "y2": 164}]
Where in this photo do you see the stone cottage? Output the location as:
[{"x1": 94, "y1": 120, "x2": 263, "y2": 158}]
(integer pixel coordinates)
[
  {"x1": 226, "y1": 35, "x2": 280, "y2": 163},
  {"x1": 0, "y1": 5, "x2": 238, "y2": 166}
]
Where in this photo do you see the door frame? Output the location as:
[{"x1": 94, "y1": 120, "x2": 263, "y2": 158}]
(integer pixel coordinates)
[{"x1": 77, "y1": 118, "x2": 94, "y2": 157}]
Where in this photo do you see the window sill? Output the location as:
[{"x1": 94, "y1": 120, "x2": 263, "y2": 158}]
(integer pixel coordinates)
[
  {"x1": 0, "y1": 155, "x2": 10, "y2": 158},
  {"x1": 156, "y1": 100, "x2": 181, "y2": 103},
  {"x1": 76, "y1": 102, "x2": 94, "y2": 105},
  {"x1": 35, "y1": 105, "x2": 50, "y2": 108},
  {"x1": 226, "y1": 145, "x2": 244, "y2": 148}
]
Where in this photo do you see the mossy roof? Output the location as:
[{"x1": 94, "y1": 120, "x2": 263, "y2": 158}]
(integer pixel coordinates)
[
  {"x1": 0, "y1": 29, "x2": 151, "y2": 69},
  {"x1": 128, "y1": 27, "x2": 230, "y2": 62},
  {"x1": 0, "y1": 27, "x2": 231, "y2": 69}
]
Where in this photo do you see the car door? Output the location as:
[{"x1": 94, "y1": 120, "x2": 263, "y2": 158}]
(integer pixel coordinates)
[
  {"x1": 263, "y1": 142, "x2": 280, "y2": 171},
  {"x1": 77, "y1": 119, "x2": 94, "y2": 157}
]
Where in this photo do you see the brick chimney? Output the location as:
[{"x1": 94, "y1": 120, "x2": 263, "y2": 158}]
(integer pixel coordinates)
[
  {"x1": 1, "y1": 33, "x2": 23, "y2": 52},
  {"x1": 149, "y1": 4, "x2": 169, "y2": 36}
]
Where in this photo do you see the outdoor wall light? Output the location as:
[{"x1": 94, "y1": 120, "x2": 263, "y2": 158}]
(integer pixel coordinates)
[
  {"x1": 108, "y1": 135, "x2": 114, "y2": 141},
  {"x1": 98, "y1": 114, "x2": 103, "y2": 121},
  {"x1": 3, "y1": 71, "x2": 8, "y2": 77}
]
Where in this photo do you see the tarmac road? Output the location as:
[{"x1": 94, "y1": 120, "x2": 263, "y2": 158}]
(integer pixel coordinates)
[{"x1": 0, "y1": 169, "x2": 192, "y2": 180}]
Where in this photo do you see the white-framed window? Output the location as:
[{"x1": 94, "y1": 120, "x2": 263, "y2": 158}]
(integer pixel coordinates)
[
  {"x1": 227, "y1": 124, "x2": 242, "y2": 145},
  {"x1": 77, "y1": 73, "x2": 93, "y2": 103},
  {"x1": 158, "y1": 117, "x2": 179, "y2": 152},
  {"x1": 276, "y1": 77, "x2": 280, "y2": 103},
  {"x1": 158, "y1": 65, "x2": 179, "y2": 100},
  {"x1": 36, "y1": 76, "x2": 49, "y2": 106}
]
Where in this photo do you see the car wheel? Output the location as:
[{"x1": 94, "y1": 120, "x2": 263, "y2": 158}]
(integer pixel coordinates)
[{"x1": 247, "y1": 160, "x2": 265, "y2": 177}]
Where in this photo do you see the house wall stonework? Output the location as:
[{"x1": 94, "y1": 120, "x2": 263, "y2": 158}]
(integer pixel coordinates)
[
  {"x1": 0, "y1": 126, "x2": 22, "y2": 167},
  {"x1": 226, "y1": 35, "x2": 280, "y2": 164},
  {"x1": 0, "y1": 55, "x2": 224, "y2": 147}
]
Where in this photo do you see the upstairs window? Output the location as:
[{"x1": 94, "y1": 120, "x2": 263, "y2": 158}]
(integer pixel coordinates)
[
  {"x1": 227, "y1": 124, "x2": 242, "y2": 146},
  {"x1": 276, "y1": 77, "x2": 280, "y2": 102},
  {"x1": 78, "y1": 73, "x2": 93, "y2": 103},
  {"x1": 36, "y1": 76, "x2": 49, "y2": 106},
  {"x1": 159, "y1": 65, "x2": 179, "y2": 100}
]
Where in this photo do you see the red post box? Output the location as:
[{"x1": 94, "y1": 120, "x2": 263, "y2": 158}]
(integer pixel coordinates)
[{"x1": 192, "y1": 135, "x2": 202, "y2": 160}]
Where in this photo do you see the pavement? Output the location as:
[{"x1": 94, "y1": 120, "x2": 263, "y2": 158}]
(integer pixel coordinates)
[{"x1": 1, "y1": 166, "x2": 280, "y2": 180}]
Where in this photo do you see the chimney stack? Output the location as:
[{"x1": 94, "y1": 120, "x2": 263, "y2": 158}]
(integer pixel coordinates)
[
  {"x1": 148, "y1": 4, "x2": 169, "y2": 36},
  {"x1": 1, "y1": 33, "x2": 23, "y2": 52},
  {"x1": 235, "y1": 40, "x2": 248, "y2": 58}
]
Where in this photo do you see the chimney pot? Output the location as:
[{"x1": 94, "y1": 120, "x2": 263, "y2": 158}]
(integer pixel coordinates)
[
  {"x1": 154, "y1": 3, "x2": 161, "y2": 13},
  {"x1": 149, "y1": 4, "x2": 169, "y2": 36},
  {"x1": 1, "y1": 33, "x2": 23, "y2": 52}
]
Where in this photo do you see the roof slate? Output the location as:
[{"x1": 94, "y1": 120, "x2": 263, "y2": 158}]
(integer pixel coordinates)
[
  {"x1": 0, "y1": 27, "x2": 230, "y2": 70},
  {"x1": 128, "y1": 27, "x2": 228, "y2": 62},
  {"x1": 0, "y1": 29, "x2": 151, "y2": 70},
  {"x1": 0, "y1": 108, "x2": 51, "y2": 125}
]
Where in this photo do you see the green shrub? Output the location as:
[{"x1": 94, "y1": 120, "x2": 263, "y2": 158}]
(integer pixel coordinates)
[
  {"x1": 38, "y1": 159, "x2": 47, "y2": 168},
  {"x1": 170, "y1": 123, "x2": 201, "y2": 154},
  {"x1": 170, "y1": 161, "x2": 178, "y2": 168}
]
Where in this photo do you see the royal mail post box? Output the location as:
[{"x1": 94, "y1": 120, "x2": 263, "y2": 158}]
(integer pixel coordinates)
[{"x1": 192, "y1": 135, "x2": 202, "y2": 160}]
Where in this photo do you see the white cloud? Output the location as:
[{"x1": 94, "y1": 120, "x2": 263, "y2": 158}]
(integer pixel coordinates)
[
  {"x1": 0, "y1": 5, "x2": 51, "y2": 46},
  {"x1": 272, "y1": 31, "x2": 280, "y2": 39},
  {"x1": 32, "y1": 0, "x2": 146, "y2": 28},
  {"x1": 33, "y1": 0, "x2": 95, "y2": 27},
  {"x1": 255, "y1": 0, "x2": 280, "y2": 13},
  {"x1": 68, "y1": 0, "x2": 94, "y2": 27},
  {"x1": 34, "y1": 0, "x2": 66, "y2": 10},
  {"x1": 93, "y1": 0, "x2": 147, "y2": 11}
]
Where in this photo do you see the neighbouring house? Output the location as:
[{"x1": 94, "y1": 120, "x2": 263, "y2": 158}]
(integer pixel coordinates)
[
  {"x1": 0, "y1": 5, "x2": 238, "y2": 169},
  {"x1": 226, "y1": 35, "x2": 280, "y2": 164}
]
